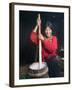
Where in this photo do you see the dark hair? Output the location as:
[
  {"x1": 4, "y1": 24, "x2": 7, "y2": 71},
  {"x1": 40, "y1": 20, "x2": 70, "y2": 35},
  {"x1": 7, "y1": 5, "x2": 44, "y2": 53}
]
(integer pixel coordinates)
[
  {"x1": 42, "y1": 21, "x2": 56, "y2": 37},
  {"x1": 45, "y1": 21, "x2": 54, "y2": 31}
]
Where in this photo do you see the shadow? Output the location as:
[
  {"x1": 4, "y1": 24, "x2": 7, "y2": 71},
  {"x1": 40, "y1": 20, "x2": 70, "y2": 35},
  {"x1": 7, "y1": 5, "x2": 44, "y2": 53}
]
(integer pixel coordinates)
[{"x1": 5, "y1": 83, "x2": 9, "y2": 87}]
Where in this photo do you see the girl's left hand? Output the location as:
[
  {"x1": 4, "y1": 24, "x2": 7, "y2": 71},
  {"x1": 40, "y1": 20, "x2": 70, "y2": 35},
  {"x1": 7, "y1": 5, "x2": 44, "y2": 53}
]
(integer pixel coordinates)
[{"x1": 39, "y1": 34, "x2": 44, "y2": 41}]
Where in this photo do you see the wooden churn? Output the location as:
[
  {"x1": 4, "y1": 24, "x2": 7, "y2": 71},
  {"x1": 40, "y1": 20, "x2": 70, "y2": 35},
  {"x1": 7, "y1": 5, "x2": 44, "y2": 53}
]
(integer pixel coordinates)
[{"x1": 28, "y1": 14, "x2": 49, "y2": 78}]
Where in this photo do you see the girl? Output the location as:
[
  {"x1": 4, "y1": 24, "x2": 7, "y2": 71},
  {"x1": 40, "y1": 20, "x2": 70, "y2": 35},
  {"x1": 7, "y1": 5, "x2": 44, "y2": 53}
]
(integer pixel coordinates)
[{"x1": 30, "y1": 16, "x2": 60, "y2": 77}]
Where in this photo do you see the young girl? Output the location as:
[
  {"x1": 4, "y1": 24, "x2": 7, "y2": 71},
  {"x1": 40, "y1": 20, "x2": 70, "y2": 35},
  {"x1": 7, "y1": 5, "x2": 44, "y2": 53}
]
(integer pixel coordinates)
[{"x1": 30, "y1": 16, "x2": 60, "y2": 77}]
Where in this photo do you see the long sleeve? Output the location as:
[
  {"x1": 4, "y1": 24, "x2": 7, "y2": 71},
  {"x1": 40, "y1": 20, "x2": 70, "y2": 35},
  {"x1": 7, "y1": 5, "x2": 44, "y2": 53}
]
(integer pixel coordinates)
[
  {"x1": 30, "y1": 31, "x2": 39, "y2": 45},
  {"x1": 43, "y1": 36, "x2": 58, "y2": 53}
]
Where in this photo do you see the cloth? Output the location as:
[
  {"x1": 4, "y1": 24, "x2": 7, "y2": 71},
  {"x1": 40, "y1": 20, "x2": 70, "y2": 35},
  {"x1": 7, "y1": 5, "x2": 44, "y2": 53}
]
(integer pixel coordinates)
[{"x1": 45, "y1": 56, "x2": 61, "y2": 77}]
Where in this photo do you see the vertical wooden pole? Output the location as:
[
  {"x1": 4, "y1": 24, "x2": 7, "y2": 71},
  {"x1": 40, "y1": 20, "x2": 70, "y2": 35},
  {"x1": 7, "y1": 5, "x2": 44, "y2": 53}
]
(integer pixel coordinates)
[{"x1": 38, "y1": 14, "x2": 42, "y2": 69}]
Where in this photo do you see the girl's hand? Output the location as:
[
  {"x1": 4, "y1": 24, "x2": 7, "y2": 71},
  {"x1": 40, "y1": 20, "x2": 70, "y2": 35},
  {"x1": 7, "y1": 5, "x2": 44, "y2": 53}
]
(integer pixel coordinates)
[
  {"x1": 39, "y1": 34, "x2": 44, "y2": 41},
  {"x1": 37, "y1": 18, "x2": 41, "y2": 27}
]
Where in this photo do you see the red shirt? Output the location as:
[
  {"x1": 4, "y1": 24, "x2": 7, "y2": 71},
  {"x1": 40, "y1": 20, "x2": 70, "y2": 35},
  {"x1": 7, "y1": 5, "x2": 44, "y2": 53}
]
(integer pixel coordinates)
[{"x1": 30, "y1": 31, "x2": 58, "y2": 62}]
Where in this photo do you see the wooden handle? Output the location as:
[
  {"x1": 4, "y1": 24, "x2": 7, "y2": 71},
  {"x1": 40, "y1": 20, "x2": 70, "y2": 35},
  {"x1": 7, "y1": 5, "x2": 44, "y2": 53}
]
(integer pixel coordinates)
[
  {"x1": 38, "y1": 14, "x2": 40, "y2": 20},
  {"x1": 38, "y1": 14, "x2": 42, "y2": 69},
  {"x1": 38, "y1": 14, "x2": 41, "y2": 35}
]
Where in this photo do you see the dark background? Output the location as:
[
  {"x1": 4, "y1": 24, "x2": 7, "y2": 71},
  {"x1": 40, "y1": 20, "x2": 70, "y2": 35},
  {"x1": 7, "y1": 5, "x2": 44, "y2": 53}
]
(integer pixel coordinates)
[{"x1": 19, "y1": 11, "x2": 64, "y2": 66}]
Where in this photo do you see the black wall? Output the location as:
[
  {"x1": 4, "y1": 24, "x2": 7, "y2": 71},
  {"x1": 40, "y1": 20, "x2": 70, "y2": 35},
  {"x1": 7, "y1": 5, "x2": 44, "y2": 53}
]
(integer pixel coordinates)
[{"x1": 19, "y1": 11, "x2": 64, "y2": 66}]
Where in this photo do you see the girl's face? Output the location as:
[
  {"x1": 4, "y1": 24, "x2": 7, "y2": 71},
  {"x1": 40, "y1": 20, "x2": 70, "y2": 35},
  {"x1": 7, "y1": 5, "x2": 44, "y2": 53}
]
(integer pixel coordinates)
[{"x1": 45, "y1": 26, "x2": 52, "y2": 38}]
